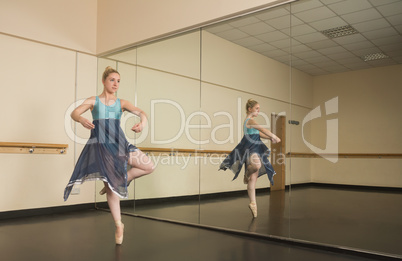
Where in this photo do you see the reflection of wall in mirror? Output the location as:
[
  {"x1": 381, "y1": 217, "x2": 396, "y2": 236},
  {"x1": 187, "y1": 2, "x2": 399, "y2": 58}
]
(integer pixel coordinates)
[{"x1": 310, "y1": 65, "x2": 402, "y2": 187}]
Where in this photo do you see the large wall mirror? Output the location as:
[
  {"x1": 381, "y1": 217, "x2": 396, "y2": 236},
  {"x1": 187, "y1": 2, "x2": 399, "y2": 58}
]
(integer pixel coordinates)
[{"x1": 96, "y1": 0, "x2": 402, "y2": 258}]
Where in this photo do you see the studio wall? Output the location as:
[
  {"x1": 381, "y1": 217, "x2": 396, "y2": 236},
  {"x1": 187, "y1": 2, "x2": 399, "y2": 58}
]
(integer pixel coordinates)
[
  {"x1": 0, "y1": 0, "x2": 97, "y2": 54},
  {"x1": 311, "y1": 64, "x2": 402, "y2": 187},
  {"x1": 0, "y1": 34, "x2": 97, "y2": 211},
  {"x1": 96, "y1": 0, "x2": 288, "y2": 54}
]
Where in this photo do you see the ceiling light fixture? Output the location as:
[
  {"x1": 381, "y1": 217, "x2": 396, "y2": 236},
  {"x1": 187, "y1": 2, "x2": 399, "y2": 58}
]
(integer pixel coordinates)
[
  {"x1": 320, "y1": 25, "x2": 358, "y2": 38},
  {"x1": 362, "y1": 52, "x2": 389, "y2": 62}
]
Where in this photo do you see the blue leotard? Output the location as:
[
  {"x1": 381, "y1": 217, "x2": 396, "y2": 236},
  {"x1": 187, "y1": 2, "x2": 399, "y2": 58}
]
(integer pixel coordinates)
[
  {"x1": 244, "y1": 118, "x2": 260, "y2": 135},
  {"x1": 92, "y1": 96, "x2": 123, "y2": 120}
]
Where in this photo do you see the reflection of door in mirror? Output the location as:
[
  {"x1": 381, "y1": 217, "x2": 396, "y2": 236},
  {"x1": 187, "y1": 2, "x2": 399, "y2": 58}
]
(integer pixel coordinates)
[{"x1": 270, "y1": 114, "x2": 286, "y2": 191}]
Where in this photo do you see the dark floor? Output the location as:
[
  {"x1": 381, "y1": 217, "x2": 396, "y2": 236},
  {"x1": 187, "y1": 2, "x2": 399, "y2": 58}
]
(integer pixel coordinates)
[
  {"x1": 0, "y1": 209, "x2": 386, "y2": 261},
  {"x1": 128, "y1": 186, "x2": 402, "y2": 258}
]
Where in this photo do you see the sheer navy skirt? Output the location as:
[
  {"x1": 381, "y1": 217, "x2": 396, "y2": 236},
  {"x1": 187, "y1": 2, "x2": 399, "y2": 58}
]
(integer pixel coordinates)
[
  {"x1": 219, "y1": 134, "x2": 275, "y2": 185},
  {"x1": 64, "y1": 119, "x2": 138, "y2": 201}
]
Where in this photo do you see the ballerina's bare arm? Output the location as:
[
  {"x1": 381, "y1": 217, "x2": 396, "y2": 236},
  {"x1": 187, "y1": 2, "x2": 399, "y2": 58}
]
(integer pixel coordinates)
[
  {"x1": 71, "y1": 96, "x2": 96, "y2": 130},
  {"x1": 247, "y1": 118, "x2": 281, "y2": 143},
  {"x1": 120, "y1": 99, "x2": 148, "y2": 133}
]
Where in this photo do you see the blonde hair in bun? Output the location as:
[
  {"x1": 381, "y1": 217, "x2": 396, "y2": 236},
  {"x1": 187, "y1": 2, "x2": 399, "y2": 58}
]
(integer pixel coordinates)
[
  {"x1": 102, "y1": 66, "x2": 120, "y2": 82},
  {"x1": 246, "y1": 99, "x2": 258, "y2": 113}
]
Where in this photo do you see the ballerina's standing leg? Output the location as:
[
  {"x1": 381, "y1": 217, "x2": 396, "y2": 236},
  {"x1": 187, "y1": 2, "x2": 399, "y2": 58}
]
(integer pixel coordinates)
[
  {"x1": 245, "y1": 153, "x2": 261, "y2": 218},
  {"x1": 104, "y1": 185, "x2": 125, "y2": 244},
  {"x1": 104, "y1": 150, "x2": 154, "y2": 244}
]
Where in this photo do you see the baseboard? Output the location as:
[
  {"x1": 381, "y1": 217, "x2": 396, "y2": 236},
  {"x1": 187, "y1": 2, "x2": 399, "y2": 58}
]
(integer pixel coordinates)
[
  {"x1": 296, "y1": 182, "x2": 402, "y2": 193},
  {"x1": 0, "y1": 203, "x2": 96, "y2": 220}
]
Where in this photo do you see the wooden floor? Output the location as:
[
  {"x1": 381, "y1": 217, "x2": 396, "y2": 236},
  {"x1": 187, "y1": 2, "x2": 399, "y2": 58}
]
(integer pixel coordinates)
[{"x1": 0, "y1": 209, "x2": 386, "y2": 261}]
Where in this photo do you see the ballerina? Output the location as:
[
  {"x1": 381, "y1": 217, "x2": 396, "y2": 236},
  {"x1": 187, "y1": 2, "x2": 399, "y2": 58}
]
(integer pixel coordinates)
[
  {"x1": 220, "y1": 99, "x2": 280, "y2": 218},
  {"x1": 64, "y1": 66, "x2": 154, "y2": 244}
]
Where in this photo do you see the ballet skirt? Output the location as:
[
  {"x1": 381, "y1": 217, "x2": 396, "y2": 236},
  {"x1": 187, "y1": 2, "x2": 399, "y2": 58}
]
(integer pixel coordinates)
[
  {"x1": 64, "y1": 96, "x2": 138, "y2": 201},
  {"x1": 219, "y1": 118, "x2": 276, "y2": 184}
]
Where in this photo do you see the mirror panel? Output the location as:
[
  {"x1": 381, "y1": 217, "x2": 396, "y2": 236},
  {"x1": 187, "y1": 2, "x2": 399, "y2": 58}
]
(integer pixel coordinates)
[
  {"x1": 287, "y1": 0, "x2": 402, "y2": 257},
  {"x1": 199, "y1": 3, "x2": 292, "y2": 237},
  {"x1": 124, "y1": 30, "x2": 202, "y2": 223},
  {"x1": 132, "y1": 67, "x2": 201, "y2": 223}
]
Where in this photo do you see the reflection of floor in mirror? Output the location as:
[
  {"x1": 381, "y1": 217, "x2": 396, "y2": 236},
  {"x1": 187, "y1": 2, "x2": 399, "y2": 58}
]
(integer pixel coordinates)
[
  {"x1": 0, "y1": 209, "x2": 384, "y2": 261},
  {"x1": 122, "y1": 198, "x2": 200, "y2": 224},
  {"x1": 202, "y1": 186, "x2": 402, "y2": 257},
  {"x1": 286, "y1": 186, "x2": 402, "y2": 256},
  {"x1": 125, "y1": 185, "x2": 402, "y2": 257}
]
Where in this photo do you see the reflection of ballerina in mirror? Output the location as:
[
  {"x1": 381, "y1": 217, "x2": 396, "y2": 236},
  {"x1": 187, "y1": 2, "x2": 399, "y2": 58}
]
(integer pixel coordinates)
[
  {"x1": 248, "y1": 217, "x2": 258, "y2": 232},
  {"x1": 63, "y1": 66, "x2": 155, "y2": 244},
  {"x1": 219, "y1": 99, "x2": 280, "y2": 218}
]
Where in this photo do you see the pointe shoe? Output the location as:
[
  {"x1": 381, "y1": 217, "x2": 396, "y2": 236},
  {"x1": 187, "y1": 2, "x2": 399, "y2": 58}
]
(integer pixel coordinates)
[
  {"x1": 115, "y1": 221, "x2": 124, "y2": 245},
  {"x1": 99, "y1": 186, "x2": 107, "y2": 195},
  {"x1": 249, "y1": 202, "x2": 257, "y2": 218}
]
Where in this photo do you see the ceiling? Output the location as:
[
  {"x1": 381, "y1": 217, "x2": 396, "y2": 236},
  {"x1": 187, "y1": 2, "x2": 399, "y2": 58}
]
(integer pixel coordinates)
[{"x1": 205, "y1": 0, "x2": 402, "y2": 76}]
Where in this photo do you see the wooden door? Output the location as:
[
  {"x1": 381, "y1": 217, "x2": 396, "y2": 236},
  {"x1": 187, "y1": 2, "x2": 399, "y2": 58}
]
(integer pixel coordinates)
[{"x1": 270, "y1": 113, "x2": 286, "y2": 191}]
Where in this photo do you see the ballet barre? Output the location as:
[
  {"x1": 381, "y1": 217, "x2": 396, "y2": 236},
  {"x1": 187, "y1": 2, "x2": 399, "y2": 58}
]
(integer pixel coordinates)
[
  {"x1": 0, "y1": 142, "x2": 68, "y2": 155},
  {"x1": 287, "y1": 152, "x2": 402, "y2": 159},
  {"x1": 137, "y1": 147, "x2": 231, "y2": 157}
]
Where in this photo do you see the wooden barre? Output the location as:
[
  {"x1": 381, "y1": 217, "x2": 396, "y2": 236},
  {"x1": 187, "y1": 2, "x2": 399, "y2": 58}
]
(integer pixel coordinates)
[
  {"x1": 137, "y1": 147, "x2": 232, "y2": 155},
  {"x1": 134, "y1": 148, "x2": 402, "y2": 158},
  {"x1": 138, "y1": 149, "x2": 402, "y2": 158},
  {"x1": 287, "y1": 152, "x2": 402, "y2": 159},
  {"x1": 2, "y1": 142, "x2": 399, "y2": 158},
  {"x1": 0, "y1": 142, "x2": 68, "y2": 155}
]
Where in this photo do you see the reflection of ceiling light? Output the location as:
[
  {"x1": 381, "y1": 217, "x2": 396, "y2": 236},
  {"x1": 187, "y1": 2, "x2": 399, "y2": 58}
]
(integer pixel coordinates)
[
  {"x1": 320, "y1": 25, "x2": 358, "y2": 38},
  {"x1": 362, "y1": 52, "x2": 389, "y2": 62}
]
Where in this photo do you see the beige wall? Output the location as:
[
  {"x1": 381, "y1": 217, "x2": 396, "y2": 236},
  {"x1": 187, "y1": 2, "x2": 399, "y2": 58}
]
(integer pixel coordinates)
[
  {"x1": 311, "y1": 65, "x2": 402, "y2": 187},
  {"x1": 0, "y1": 0, "x2": 97, "y2": 212},
  {"x1": 0, "y1": 34, "x2": 98, "y2": 212},
  {"x1": 96, "y1": 0, "x2": 289, "y2": 54},
  {"x1": 0, "y1": 0, "x2": 97, "y2": 54},
  {"x1": 0, "y1": 0, "x2": 287, "y2": 55}
]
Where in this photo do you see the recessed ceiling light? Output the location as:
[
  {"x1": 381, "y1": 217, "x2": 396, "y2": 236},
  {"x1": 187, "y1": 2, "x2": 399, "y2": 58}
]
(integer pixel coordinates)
[
  {"x1": 362, "y1": 52, "x2": 389, "y2": 62},
  {"x1": 320, "y1": 25, "x2": 359, "y2": 38}
]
